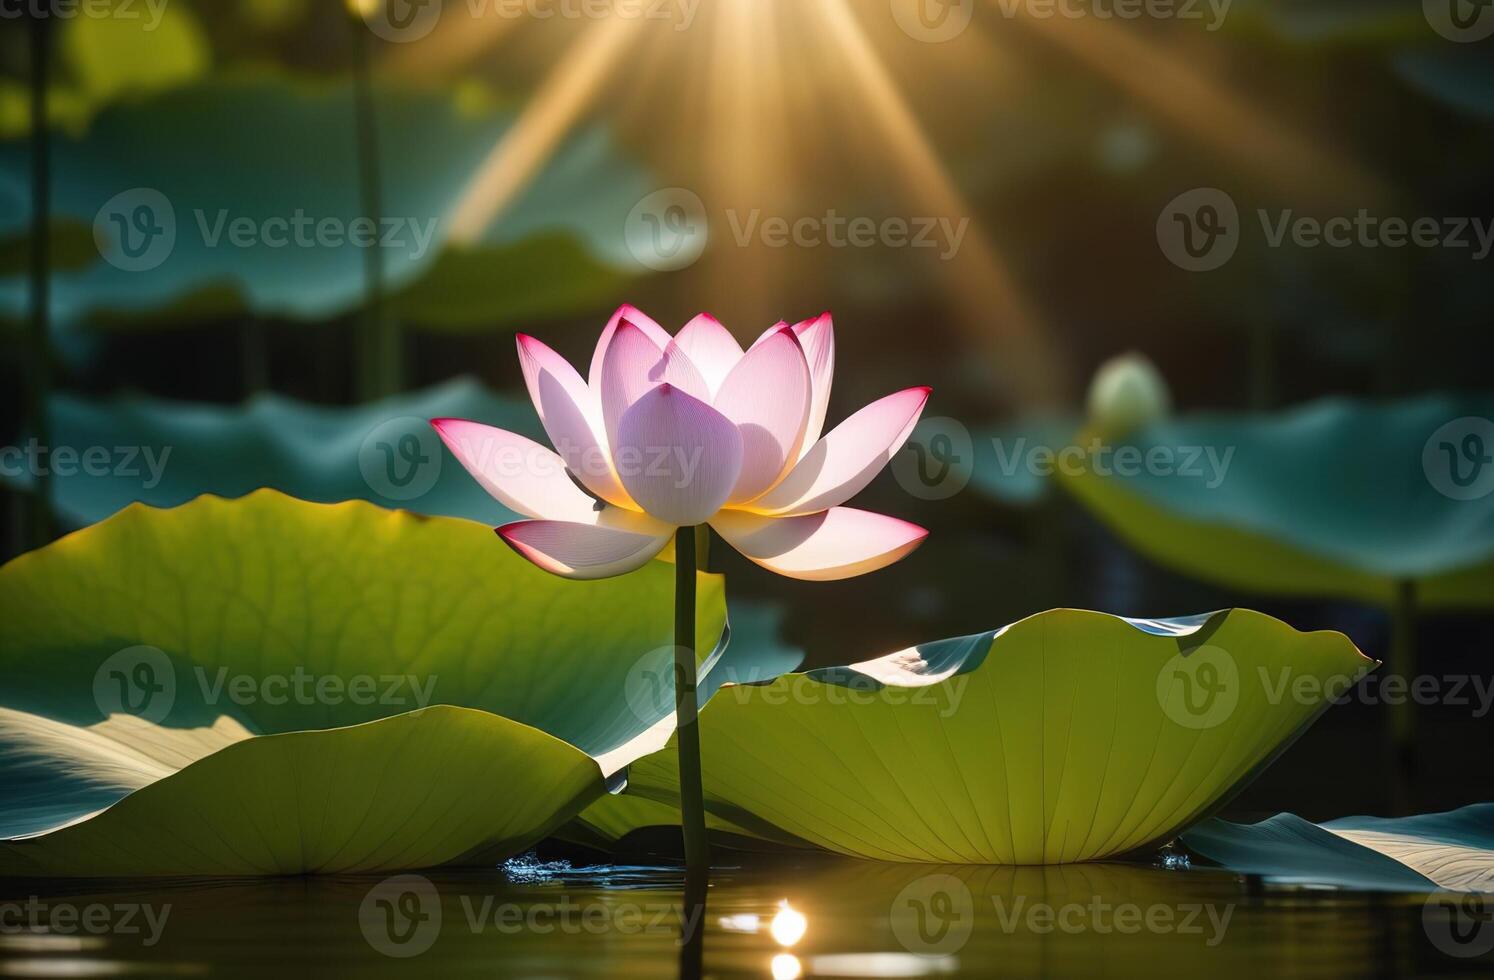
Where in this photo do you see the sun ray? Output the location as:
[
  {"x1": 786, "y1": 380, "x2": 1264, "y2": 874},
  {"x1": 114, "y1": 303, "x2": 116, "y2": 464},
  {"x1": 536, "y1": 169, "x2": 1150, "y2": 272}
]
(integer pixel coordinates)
[
  {"x1": 1008, "y1": 9, "x2": 1388, "y2": 206},
  {"x1": 814, "y1": 0, "x2": 1073, "y2": 407},
  {"x1": 445, "y1": 16, "x2": 647, "y2": 244}
]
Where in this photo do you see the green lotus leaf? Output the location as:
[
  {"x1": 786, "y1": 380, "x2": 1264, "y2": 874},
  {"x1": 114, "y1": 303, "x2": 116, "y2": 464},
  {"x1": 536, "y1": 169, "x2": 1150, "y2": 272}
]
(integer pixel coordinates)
[
  {"x1": 1, "y1": 706, "x2": 602, "y2": 877},
  {"x1": 0, "y1": 491, "x2": 728, "y2": 875},
  {"x1": 598, "y1": 609, "x2": 1372, "y2": 864},
  {"x1": 1058, "y1": 395, "x2": 1494, "y2": 609},
  {"x1": 2, "y1": 378, "x2": 537, "y2": 529},
  {"x1": 0, "y1": 70, "x2": 645, "y2": 328},
  {"x1": 1183, "y1": 803, "x2": 1494, "y2": 892}
]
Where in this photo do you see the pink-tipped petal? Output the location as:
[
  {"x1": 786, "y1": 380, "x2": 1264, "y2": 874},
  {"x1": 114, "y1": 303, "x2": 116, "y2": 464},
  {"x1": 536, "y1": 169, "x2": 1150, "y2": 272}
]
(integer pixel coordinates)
[
  {"x1": 672, "y1": 314, "x2": 744, "y2": 395},
  {"x1": 588, "y1": 305, "x2": 673, "y2": 393},
  {"x1": 748, "y1": 387, "x2": 931, "y2": 516},
  {"x1": 615, "y1": 385, "x2": 743, "y2": 526},
  {"x1": 599, "y1": 320, "x2": 709, "y2": 456},
  {"x1": 430, "y1": 419, "x2": 599, "y2": 522},
  {"x1": 515, "y1": 334, "x2": 631, "y2": 509},
  {"x1": 792, "y1": 313, "x2": 836, "y2": 453},
  {"x1": 713, "y1": 326, "x2": 812, "y2": 503},
  {"x1": 498, "y1": 512, "x2": 673, "y2": 580},
  {"x1": 711, "y1": 507, "x2": 927, "y2": 581}
]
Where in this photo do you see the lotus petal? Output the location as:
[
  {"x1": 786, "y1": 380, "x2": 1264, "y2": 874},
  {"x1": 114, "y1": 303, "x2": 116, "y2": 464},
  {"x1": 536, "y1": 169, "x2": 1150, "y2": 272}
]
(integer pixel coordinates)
[
  {"x1": 713, "y1": 326, "x2": 811, "y2": 503},
  {"x1": 672, "y1": 313, "x2": 743, "y2": 395},
  {"x1": 792, "y1": 313, "x2": 836, "y2": 453},
  {"x1": 515, "y1": 334, "x2": 631, "y2": 508},
  {"x1": 499, "y1": 514, "x2": 674, "y2": 580},
  {"x1": 430, "y1": 419, "x2": 599, "y2": 522},
  {"x1": 614, "y1": 385, "x2": 743, "y2": 526},
  {"x1": 711, "y1": 507, "x2": 927, "y2": 581},
  {"x1": 751, "y1": 387, "x2": 930, "y2": 516}
]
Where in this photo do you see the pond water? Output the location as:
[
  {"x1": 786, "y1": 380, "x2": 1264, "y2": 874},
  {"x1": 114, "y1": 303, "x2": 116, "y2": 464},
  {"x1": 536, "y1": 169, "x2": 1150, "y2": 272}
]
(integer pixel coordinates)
[{"x1": 1, "y1": 854, "x2": 1486, "y2": 978}]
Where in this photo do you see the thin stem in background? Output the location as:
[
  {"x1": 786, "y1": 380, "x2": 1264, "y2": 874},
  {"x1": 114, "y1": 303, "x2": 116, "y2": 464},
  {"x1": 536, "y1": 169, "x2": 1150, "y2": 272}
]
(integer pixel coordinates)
[
  {"x1": 673, "y1": 526, "x2": 711, "y2": 877},
  {"x1": 27, "y1": 9, "x2": 55, "y2": 548},
  {"x1": 348, "y1": 11, "x2": 401, "y2": 401}
]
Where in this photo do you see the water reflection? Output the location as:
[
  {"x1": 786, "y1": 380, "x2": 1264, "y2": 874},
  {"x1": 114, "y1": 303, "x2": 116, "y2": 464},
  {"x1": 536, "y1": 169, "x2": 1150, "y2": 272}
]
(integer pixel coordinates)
[{"x1": 0, "y1": 858, "x2": 1480, "y2": 977}]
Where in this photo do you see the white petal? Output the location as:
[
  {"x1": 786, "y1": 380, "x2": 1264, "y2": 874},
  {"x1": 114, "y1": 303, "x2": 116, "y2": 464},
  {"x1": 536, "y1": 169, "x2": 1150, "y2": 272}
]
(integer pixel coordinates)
[
  {"x1": 515, "y1": 334, "x2": 631, "y2": 509},
  {"x1": 599, "y1": 320, "x2": 708, "y2": 457},
  {"x1": 749, "y1": 387, "x2": 931, "y2": 516},
  {"x1": 431, "y1": 419, "x2": 599, "y2": 522},
  {"x1": 792, "y1": 313, "x2": 836, "y2": 454},
  {"x1": 615, "y1": 385, "x2": 743, "y2": 526},
  {"x1": 588, "y1": 305, "x2": 673, "y2": 393},
  {"x1": 499, "y1": 510, "x2": 674, "y2": 580},
  {"x1": 713, "y1": 326, "x2": 811, "y2": 503},
  {"x1": 711, "y1": 507, "x2": 928, "y2": 581},
  {"x1": 672, "y1": 313, "x2": 744, "y2": 396}
]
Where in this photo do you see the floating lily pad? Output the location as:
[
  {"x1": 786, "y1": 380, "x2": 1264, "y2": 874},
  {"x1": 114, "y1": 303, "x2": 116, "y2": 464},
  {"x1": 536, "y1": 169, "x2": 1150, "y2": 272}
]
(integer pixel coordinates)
[
  {"x1": 1183, "y1": 803, "x2": 1494, "y2": 892},
  {"x1": 1059, "y1": 395, "x2": 1494, "y2": 609},
  {"x1": 0, "y1": 491, "x2": 728, "y2": 875},
  {"x1": 586, "y1": 609, "x2": 1372, "y2": 864}
]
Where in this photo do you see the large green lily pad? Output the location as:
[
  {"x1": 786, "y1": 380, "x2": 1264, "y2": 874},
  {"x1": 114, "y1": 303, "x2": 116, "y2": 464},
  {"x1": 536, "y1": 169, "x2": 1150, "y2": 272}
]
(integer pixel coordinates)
[
  {"x1": 583, "y1": 608, "x2": 1373, "y2": 863},
  {"x1": 0, "y1": 491, "x2": 727, "y2": 875}
]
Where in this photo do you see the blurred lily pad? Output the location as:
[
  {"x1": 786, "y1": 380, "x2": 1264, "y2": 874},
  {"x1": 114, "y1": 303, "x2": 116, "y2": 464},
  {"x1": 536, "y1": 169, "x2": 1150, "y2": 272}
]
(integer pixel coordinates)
[
  {"x1": 1059, "y1": 395, "x2": 1494, "y2": 609},
  {"x1": 0, "y1": 70, "x2": 648, "y2": 329},
  {"x1": 2, "y1": 378, "x2": 539, "y2": 528},
  {"x1": 1184, "y1": 803, "x2": 1494, "y2": 891}
]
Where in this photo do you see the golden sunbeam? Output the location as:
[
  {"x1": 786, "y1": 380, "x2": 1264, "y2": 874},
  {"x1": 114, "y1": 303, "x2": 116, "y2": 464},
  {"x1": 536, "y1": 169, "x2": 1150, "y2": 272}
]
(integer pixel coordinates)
[
  {"x1": 1009, "y1": 9, "x2": 1388, "y2": 207},
  {"x1": 815, "y1": 0, "x2": 1074, "y2": 408},
  {"x1": 699, "y1": 0, "x2": 794, "y2": 328},
  {"x1": 446, "y1": 15, "x2": 647, "y2": 243}
]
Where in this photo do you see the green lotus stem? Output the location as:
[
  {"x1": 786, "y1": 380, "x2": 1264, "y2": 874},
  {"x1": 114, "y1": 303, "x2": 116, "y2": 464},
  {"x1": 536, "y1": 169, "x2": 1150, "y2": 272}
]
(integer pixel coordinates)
[
  {"x1": 347, "y1": 11, "x2": 401, "y2": 400},
  {"x1": 693, "y1": 524, "x2": 711, "y2": 573},
  {"x1": 26, "y1": 9, "x2": 55, "y2": 548},
  {"x1": 1387, "y1": 579, "x2": 1417, "y2": 815},
  {"x1": 674, "y1": 526, "x2": 710, "y2": 875}
]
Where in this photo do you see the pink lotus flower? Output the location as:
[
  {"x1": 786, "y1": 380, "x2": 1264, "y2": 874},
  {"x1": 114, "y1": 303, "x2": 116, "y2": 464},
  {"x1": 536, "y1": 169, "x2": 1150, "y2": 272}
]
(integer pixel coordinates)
[{"x1": 433, "y1": 306, "x2": 930, "y2": 581}]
